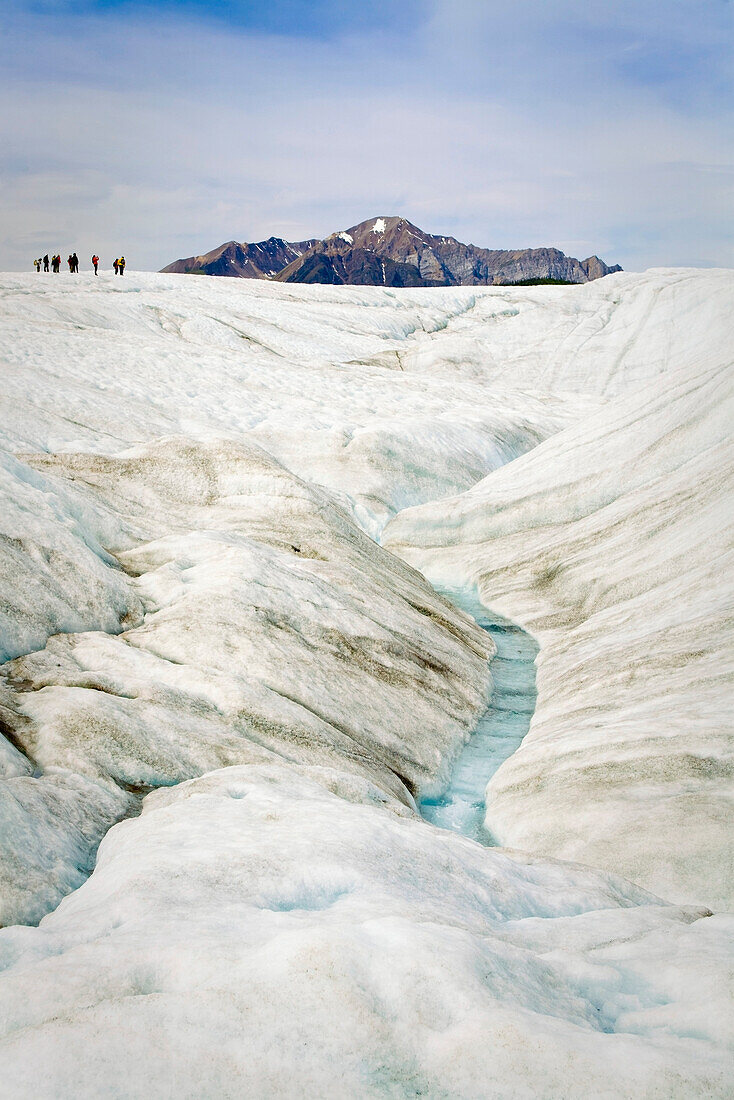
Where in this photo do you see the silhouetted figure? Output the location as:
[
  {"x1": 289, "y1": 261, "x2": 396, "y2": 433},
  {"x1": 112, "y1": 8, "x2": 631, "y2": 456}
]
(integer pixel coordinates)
[
  {"x1": 71, "y1": 253, "x2": 79, "y2": 273},
  {"x1": 118, "y1": 256, "x2": 126, "y2": 275},
  {"x1": 52, "y1": 254, "x2": 61, "y2": 273},
  {"x1": 92, "y1": 254, "x2": 99, "y2": 275},
  {"x1": 113, "y1": 258, "x2": 119, "y2": 274},
  {"x1": 67, "y1": 255, "x2": 73, "y2": 272},
  {"x1": 34, "y1": 259, "x2": 41, "y2": 273},
  {"x1": 43, "y1": 254, "x2": 49, "y2": 272}
]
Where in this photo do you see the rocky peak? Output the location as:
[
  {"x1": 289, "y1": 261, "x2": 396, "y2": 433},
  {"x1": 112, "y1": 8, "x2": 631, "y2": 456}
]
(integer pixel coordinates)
[{"x1": 162, "y1": 218, "x2": 621, "y2": 287}]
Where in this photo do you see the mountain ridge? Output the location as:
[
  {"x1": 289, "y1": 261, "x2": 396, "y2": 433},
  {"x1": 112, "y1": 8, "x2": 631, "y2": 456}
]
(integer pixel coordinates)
[{"x1": 162, "y1": 215, "x2": 622, "y2": 286}]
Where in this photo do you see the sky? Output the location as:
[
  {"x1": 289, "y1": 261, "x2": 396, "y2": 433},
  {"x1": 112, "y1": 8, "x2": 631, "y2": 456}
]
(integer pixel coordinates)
[{"x1": 1, "y1": 0, "x2": 732, "y2": 271}]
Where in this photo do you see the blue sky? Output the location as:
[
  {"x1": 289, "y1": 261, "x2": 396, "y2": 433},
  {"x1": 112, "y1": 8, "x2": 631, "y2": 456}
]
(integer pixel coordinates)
[{"x1": 2, "y1": 0, "x2": 732, "y2": 270}]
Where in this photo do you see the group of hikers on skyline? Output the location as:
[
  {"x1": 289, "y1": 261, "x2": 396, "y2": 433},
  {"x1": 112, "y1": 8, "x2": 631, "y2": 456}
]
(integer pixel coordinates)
[{"x1": 33, "y1": 254, "x2": 125, "y2": 275}]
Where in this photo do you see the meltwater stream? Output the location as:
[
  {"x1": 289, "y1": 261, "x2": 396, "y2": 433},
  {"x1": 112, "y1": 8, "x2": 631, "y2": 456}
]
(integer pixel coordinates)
[{"x1": 419, "y1": 590, "x2": 538, "y2": 844}]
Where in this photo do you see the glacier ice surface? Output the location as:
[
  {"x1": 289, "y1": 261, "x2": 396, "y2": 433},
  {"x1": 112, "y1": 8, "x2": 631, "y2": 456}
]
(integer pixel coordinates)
[{"x1": 0, "y1": 268, "x2": 732, "y2": 1096}]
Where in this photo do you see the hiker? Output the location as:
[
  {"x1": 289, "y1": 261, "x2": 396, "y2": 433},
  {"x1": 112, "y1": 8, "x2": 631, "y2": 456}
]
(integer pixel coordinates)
[
  {"x1": 67, "y1": 254, "x2": 73, "y2": 272},
  {"x1": 51, "y1": 254, "x2": 60, "y2": 273},
  {"x1": 92, "y1": 254, "x2": 99, "y2": 275},
  {"x1": 118, "y1": 256, "x2": 126, "y2": 275},
  {"x1": 34, "y1": 258, "x2": 41, "y2": 272},
  {"x1": 113, "y1": 258, "x2": 119, "y2": 274},
  {"x1": 71, "y1": 252, "x2": 79, "y2": 273},
  {"x1": 43, "y1": 254, "x2": 49, "y2": 272}
]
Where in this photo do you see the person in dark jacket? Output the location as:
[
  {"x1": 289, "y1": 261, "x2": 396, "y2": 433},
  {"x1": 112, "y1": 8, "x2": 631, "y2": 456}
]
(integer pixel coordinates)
[
  {"x1": 43, "y1": 254, "x2": 49, "y2": 272},
  {"x1": 113, "y1": 258, "x2": 119, "y2": 274},
  {"x1": 51, "y1": 254, "x2": 60, "y2": 273},
  {"x1": 71, "y1": 252, "x2": 79, "y2": 273}
]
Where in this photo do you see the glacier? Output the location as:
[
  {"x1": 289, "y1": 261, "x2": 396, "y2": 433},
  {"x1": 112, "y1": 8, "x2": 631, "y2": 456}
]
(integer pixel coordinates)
[
  {"x1": 0, "y1": 268, "x2": 732, "y2": 1097},
  {"x1": 384, "y1": 316, "x2": 734, "y2": 911}
]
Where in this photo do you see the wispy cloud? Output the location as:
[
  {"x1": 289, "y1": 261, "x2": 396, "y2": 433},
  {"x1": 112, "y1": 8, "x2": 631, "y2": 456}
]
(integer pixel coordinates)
[{"x1": 2, "y1": 0, "x2": 732, "y2": 270}]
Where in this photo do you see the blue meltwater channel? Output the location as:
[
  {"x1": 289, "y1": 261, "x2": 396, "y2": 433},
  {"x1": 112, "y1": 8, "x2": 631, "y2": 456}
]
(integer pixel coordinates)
[{"x1": 418, "y1": 590, "x2": 538, "y2": 844}]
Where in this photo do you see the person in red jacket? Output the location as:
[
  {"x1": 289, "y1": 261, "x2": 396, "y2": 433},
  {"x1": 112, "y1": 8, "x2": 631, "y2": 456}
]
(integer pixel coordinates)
[{"x1": 92, "y1": 255, "x2": 99, "y2": 275}]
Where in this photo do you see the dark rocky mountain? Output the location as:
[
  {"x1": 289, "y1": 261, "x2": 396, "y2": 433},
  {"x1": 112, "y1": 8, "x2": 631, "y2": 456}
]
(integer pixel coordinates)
[
  {"x1": 162, "y1": 217, "x2": 621, "y2": 286},
  {"x1": 161, "y1": 236, "x2": 318, "y2": 279}
]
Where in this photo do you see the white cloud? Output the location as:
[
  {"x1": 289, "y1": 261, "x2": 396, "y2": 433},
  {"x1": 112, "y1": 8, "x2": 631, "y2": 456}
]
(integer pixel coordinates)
[{"x1": 0, "y1": 0, "x2": 731, "y2": 270}]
